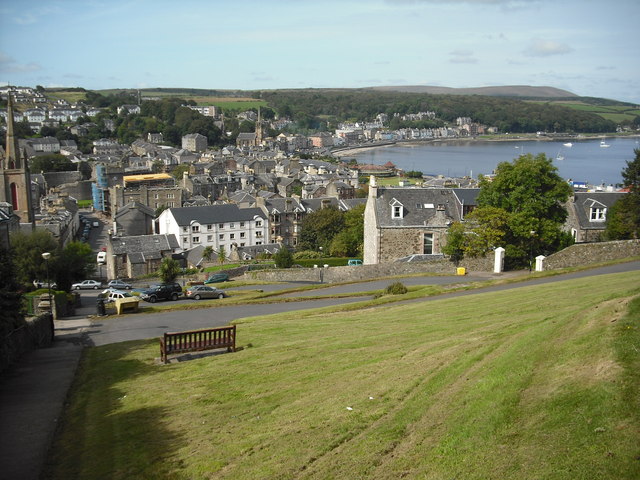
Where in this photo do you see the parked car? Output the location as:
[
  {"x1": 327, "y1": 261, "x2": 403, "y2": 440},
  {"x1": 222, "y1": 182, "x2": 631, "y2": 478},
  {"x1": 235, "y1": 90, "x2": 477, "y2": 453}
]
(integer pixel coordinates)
[
  {"x1": 92, "y1": 221, "x2": 100, "y2": 228},
  {"x1": 107, "y1": 279, "x2": 132, "y2": 290},
  {"x1": 185, "y1": 285, "x2": 227, "y2": 300},
  {"x1": 33, "y1": 279, "x2": 57, "y2": 289},
  {"x1": 101, "y1": 289, "x2": 135, "y2": 302},
  {"x1": 204, "y1": 273, "x2": 229, "y2": 284},
  {"x1": 139, "y1": 283, "x2": 182, "y2": 303},
  {"x1": 347, "y1": 259, "x2": 363, "y2": 266},
  {"x1": 72, "y1": 279, "x2": 103, "y2": 290},
  {"x1": 97, "y1": 251, "x2": 107, "y2": 264}
]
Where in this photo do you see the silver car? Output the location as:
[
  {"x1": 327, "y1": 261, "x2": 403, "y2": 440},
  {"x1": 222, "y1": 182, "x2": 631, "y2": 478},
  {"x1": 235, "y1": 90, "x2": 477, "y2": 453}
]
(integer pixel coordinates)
[
  {"x1": 184, "y1": 285, "x2": 226, "y2": 300},
  {"x1": 71, "y1": 279, "x2": 102, "y2": 290},
  {"x1": 107, "y1": 279, "x2": 132, "y2": 290}
]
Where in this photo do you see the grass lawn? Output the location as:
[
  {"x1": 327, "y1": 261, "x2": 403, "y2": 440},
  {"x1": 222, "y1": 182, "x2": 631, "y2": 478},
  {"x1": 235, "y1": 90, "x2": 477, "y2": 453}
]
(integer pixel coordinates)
[{"x1": 44, "y1": 271, "x2": 640, "y2": 479}]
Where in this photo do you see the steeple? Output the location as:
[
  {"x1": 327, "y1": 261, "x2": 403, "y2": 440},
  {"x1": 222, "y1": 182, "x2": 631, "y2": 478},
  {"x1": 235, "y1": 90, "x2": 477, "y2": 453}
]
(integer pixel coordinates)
[
  {"x1": 3, "y1": 94, "x2": 22, "y2": 170},
  {"x1": 255, "y1": 107, "x2": 263, "y2": 146}
]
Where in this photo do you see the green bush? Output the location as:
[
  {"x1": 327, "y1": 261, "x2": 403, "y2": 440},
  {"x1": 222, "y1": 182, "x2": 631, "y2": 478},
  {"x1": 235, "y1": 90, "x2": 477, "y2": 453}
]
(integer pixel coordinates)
[
  {"x1": 293, "y1": 250, "x2": 324, "y2": 259},
  {"x1": 384, "y1": 282, "x2": 408, "y2": 295}
]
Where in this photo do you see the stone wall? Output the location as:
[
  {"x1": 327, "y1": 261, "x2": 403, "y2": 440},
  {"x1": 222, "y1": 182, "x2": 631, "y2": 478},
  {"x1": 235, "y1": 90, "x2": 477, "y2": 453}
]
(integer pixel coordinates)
[
  {"x1": 0, "y1": 314, "x2": 54, "y2": 374},
  {"x1": 44, "y1": 171, "x2": 82, "y2": 188},
  {"x1": 243, "y1": 254, "x2": 493, "y2": 284},
  {"x1": 543, "y1": 239, "x2": 640, "y2": 270}
]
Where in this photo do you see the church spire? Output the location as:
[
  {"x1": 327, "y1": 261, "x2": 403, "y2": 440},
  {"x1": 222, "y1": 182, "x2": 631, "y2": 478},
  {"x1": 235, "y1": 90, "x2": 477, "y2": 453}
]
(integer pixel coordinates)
[{"x1": 4, "y1": 93, "x2": 22, "y2": 170}]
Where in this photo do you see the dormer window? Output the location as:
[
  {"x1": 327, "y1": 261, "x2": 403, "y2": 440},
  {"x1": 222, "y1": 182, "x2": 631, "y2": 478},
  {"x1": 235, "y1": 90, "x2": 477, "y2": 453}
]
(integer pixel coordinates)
[
  {"x1": 590, "y1": 207, "x2": 606, "y2": 221},
  {"x1": 389, "y1": 198, "x2": 404, "y2": 218}
]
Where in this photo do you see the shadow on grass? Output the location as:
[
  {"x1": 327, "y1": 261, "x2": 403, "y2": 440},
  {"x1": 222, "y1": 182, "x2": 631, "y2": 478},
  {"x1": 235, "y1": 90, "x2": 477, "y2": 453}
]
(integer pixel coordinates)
[{"x1": 42, "y1": 350, "x2": 189, "y2": 479}]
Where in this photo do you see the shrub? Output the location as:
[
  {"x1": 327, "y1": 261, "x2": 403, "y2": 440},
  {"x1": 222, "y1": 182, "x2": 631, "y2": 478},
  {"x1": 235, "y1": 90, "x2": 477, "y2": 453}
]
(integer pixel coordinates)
[{"x1": 384, "y1": 282, "x2": 408, "y2": 295}]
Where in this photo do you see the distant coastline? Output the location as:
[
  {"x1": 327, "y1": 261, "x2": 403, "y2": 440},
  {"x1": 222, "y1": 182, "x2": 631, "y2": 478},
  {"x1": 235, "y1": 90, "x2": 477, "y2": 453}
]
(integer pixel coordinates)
[{"x1": 331, "y1": 134, "x2": 639, "y2": 158}]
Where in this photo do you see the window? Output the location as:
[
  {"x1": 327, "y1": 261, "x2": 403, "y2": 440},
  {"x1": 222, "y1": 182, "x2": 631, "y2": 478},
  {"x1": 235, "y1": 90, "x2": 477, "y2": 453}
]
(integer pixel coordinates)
[
  {"x1": 219, "y1": 223, "x2": 224, "y2": 229},
  {"x1": 590, "y1": 207, "x2": 606, "y2": 221},
  {"x1": 191, "y1": 225, "x2": 200, "y2": 233},
  {"x1": 230, "y1": 233, "x2": 235, "y2": 239},
  {"x1": 256, "y1": 241, "x2": 262, "y2": 245},
  {"x1": 240, "y1": 243, "x2": 245, "y2": 247},
  {"x1": 182, "y1": 227, "x2": 188, "y2": 233},
  {"x1": 230, "y1": 223, "x2": 234, "y2": 228},
  {"x1": 167, "y1": 193, "x2": 174, "y2": 199},
  {"x1": 393, "y1": 205, "x2": 402, "y2": 218},
  {"x1": 182, "y1": 237, "x2": 188, "y2": 243},
  {"x1": 207, "y1": 235, "x2": 212, "y2": 241},
  {"x1": 207, "y1": 224, "x2": 212, "y2": 230},
  {"x1": 256, "y1": 231, "x2": 263, "y2": 237},
  {"x1": 240, "y1": 222, "x2": 245, "y2": 227},
  {"x1": 193, "y1": 236, "x2": 200, "y2": 243},
  {"x1": 219, "y1": 234, "x2": 224, "y2": 240},
  {"x1": 240, "y1": 232, "x2": 245, "y2": 238},
  {"x1": 423, "y1": 233, "x2": 433, "y2": 255},
  {"x1": 256, "y1": 221, "x2": 262, "y2": 227}
]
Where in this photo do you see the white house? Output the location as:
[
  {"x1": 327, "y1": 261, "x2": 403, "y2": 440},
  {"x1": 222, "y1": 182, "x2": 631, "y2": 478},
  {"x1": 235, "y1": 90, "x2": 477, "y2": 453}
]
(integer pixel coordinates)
[{"x1": 157, "y1": 204, "x2": 269, "y2": 252}]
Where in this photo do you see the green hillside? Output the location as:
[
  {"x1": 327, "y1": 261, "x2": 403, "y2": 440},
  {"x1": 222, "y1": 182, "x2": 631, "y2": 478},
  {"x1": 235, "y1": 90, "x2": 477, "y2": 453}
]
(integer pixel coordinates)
[{"x1": 44, "y1": 271, "x2": 640, "y2": 479}]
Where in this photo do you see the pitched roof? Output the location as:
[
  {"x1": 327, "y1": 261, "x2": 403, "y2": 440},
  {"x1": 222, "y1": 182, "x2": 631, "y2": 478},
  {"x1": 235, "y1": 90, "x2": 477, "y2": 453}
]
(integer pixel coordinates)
[
  {"x1": 572, "y1": 192, "x2": 627, "y2": 229},
  {"x1": 111, "y1": 234, "x2": 179, "y2": 256},
  {"x1": 168, "y1": 204, "x2": 266, "y2": 226},
  {"x1": 372, "y1": 187, "x2": 462, "y2": 226}
]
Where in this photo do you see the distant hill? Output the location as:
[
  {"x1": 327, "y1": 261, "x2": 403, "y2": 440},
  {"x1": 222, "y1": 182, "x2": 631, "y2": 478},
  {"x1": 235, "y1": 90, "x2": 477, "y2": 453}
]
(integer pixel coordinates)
[{"x1": 366, "y1": 85, "x2": 578, "y2": 98}]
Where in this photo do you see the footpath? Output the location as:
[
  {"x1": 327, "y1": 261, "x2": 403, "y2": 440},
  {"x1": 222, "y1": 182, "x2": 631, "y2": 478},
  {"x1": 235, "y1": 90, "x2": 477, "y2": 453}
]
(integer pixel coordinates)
[{"x1": 0, "y1": 311, "x2": 91, "y2": 480}]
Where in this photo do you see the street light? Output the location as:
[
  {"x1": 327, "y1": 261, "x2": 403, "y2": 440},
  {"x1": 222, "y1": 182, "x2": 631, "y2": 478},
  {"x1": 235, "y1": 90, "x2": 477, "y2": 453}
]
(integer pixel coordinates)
[
  {"x1": 529, "y1": 230, "x2": 536, "y2": 272},
  {"x1": 42, "y1": 252, "x2": 54, "y2": 339}
]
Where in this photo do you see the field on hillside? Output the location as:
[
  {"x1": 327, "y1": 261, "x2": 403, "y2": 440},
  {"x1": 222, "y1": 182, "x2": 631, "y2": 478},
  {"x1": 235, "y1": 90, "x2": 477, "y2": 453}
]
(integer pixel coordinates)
[
  {"x1": 539, "y1": 101, "x2": 640, "y2": 123},
  {"x1": 44, "y1": 272, "x2": 640, "y2": 479}
]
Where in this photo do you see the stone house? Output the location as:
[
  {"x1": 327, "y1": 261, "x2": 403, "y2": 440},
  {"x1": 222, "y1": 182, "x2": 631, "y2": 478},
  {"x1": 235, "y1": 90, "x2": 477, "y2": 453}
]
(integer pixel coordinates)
[
  {"x1": 182, "y1": 133, "x2": 207, "y2": 153},
  {"x1": 113, "y1": 201, "x2": 155, "y2": 237},
  {"x1": 363, "y1": 178, "x2": 462, "y2": 264},
  {"x1": 109, "y1": 234, "x2": 179, "y2": 279},
  {"x1": 564, "y1": 191, "x2": 627, "y2": 242}
]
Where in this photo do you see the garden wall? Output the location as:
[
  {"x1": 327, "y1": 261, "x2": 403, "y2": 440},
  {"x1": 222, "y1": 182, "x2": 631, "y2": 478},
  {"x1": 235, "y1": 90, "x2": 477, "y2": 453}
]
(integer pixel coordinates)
[
  {"x1": 0, "y1": 314, "x2": 54, "y2": 374},
  {"x1": 542, "y1": 239, "x2": 640, "y2": 270}
]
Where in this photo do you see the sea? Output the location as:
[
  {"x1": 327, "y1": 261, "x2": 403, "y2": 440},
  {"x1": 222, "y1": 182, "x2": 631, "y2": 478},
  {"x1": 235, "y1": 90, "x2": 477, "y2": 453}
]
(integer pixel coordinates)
[{"x1": 347, "y1": 136, "x2": 639, "y2": 187}]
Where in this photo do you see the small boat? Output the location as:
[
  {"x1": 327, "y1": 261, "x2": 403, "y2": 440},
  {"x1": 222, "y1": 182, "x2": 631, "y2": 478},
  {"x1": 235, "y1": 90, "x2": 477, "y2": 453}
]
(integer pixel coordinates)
[
  {"x1": 600, "y1": 140, "x2": 610, "y2": 148},
  {"x1": 563, "y1": 142, "x2": 573, "y2": 147},
  {"x1": 556, "y1": 151, "x2": 565, "y2": 161}
]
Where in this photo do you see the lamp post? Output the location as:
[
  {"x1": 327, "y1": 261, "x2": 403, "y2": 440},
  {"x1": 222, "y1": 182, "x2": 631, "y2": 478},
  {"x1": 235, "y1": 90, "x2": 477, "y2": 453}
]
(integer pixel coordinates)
[{"x1": 42, "y1": 252, "x2": 54, "y2": 340}]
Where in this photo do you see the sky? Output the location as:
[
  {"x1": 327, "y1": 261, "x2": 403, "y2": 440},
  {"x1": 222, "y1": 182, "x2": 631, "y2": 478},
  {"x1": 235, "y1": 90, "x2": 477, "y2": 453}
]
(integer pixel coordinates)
[{"x1": 0, "y1": 0, "x2": 638, "y2": 103}]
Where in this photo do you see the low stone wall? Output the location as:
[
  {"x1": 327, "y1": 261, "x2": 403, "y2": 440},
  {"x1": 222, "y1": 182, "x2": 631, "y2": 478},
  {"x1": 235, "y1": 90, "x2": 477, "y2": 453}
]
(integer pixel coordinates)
[
  {"x1": 543, "y1": 240, "x2": 640, "y2": 270},
  {"x1": 0, "y1": 314, "x2": 54, "y2": 374},
  {"x1": 243, "y1": 255, "x2": 493, "y2": 284}
]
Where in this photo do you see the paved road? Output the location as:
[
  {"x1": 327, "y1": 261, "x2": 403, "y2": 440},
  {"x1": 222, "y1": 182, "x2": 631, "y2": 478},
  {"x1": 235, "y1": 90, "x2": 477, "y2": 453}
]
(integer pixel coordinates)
[{"x1": 74, "y1": 261, "x2": 639, "y2": 347}]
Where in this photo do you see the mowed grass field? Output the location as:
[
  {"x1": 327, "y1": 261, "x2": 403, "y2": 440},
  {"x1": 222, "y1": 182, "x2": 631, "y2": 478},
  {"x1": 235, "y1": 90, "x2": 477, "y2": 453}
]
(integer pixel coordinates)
[{"x1": 44, "y1": 271, "x2": 640, "y2": 479}]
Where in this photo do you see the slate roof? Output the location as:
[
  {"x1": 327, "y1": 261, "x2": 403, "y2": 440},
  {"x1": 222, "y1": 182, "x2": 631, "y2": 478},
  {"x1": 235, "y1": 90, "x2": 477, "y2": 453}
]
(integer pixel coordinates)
[
  {"x1": 572, "y1": 192, "x2": 627, "y2": 230},
  {"x1": 168, "y1": 204, "x2": 266, "y2": 226},
  {"x1": 452, "y1": 188, "x2": 481, "y2": 207},
  {"x1": 114, "y1": 201, "x2": 154, "y2": 219},
  {"x1": 373, "y1": 188, "x2": 462, "y2": 226},
  {"x1": 111, "y1": 234, "x2": 179, "y2": 263}
]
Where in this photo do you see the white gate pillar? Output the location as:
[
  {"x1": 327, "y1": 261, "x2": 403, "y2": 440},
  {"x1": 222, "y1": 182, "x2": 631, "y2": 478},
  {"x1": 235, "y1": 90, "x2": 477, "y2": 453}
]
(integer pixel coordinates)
[
  {"x1": 494, "y1": 247, "x2": 505, "y2": 273},
  {"x1": 535, "y1": 255, "x2": 546, "y2": 272}
]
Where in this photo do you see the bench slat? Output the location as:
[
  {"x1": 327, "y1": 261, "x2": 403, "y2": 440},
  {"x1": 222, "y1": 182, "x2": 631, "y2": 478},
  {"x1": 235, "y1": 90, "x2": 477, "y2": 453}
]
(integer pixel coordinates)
[{"x1": 160, "y1": 325, "x2": 236, "y2": 363}]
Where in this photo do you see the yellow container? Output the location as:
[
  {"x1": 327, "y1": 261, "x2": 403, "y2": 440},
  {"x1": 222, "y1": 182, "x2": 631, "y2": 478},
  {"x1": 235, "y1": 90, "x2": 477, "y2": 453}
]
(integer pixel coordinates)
[{"x1": 456, "y1": 267, "x2": 466, "y2": 276}]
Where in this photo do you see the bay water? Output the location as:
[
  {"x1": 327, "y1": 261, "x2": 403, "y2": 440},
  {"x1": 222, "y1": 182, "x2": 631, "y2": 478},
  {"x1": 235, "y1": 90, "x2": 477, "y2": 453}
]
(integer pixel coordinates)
[{"x1": 348, "y1": 137, "x2": 639, "y2": 186}]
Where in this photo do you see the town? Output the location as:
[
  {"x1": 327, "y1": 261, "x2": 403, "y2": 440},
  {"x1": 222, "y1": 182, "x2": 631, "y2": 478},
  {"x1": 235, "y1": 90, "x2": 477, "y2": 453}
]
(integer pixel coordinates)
[{"x1": 0, "y1": 85, "x2": 631, "y2": 280}]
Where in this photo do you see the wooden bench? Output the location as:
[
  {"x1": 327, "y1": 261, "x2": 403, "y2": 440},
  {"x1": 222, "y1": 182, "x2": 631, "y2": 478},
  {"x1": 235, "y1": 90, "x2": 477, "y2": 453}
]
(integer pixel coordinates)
[{"x1": 160, "y1": 325, "x2": 236, "y2": 364}]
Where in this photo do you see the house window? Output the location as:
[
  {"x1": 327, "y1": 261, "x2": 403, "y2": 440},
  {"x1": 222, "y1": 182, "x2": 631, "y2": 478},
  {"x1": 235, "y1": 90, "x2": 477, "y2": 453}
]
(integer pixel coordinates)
[
  {"x1": 230, "y1": 233, "x2": 235, "y2": 239},
  {"x1": 191, "y1": 225, "x2": 200, "y2": 233},
  {"x1": 230, "y1": 223, "x2": 234, "y2": 228},
  {"x1": 182, "y1": 227, "x2": 188, "y2": 233},
  {"x1": 193, "y1": 236, "x2": 200, "y2": 243},
  {"x1": 182, "y1": 237, "x2": 188, "y2": 243},
  {"x1": 392, "y1": 205, "x2": 403, "y2": 218},
  {"x1": 256, "y1": 231, "x2": 262, "y2": 237},
  {"x1": 256, "y1": 241, "x2": 262, "y2": 245},
  {"x1": 219, "y1": 223, "x2": 224, "y2": 229},
  {"x1": 423, "y1": 233, "x2": 434, "y2": 255},
  {"x1": 256, "y1": 221, "x2": 262, "y2": 227},
  {"x1": 240, "y1": 243, "x2": 245, "y2": 247},
  {"x1": 207, "y1": 224, "x2": 212, "y2": 230},
  {"x1": 590, "y1": 207, "x2": 606, "y2": 221},
  {"x1": 240, "y1": 222, "x2": 245, "y2": 227},
  {"x1": 240, "y1": 232, "x2": 245, "y2": 238},
  {"x1": 219, "y1": 234, "x2": 224, "y2": 240},
  {"x1": 207, "y1": 235, "x2": 213, "y2": 241}
]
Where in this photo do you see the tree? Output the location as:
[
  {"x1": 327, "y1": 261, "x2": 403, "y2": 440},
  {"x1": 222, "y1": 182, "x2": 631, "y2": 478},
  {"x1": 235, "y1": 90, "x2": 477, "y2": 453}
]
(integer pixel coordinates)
[
  {"x1": 273, "y1": 247, "x2": 294, "y2": 268},
  {"x1": 441, "y1": 221, "x2": 466, "y2": 266},
  {"x1": 172, "y1": 164, "x2": 190, "y2": 181},
  {"x1": 29, "y1": 154, "x2": 75, "y2": 173},
  {"x1": 299, "y1": 207, "x2": 345, "y2": 252},
  {"x1": 473, "y1": 153, "x2": 572, "y2": 268},
  {"x1": 53, "y1": 242, "x2": 95, "y2": 291},
  {"x1": 329, "y1": 204, "x2": 365, "y2": 257},
  {"x1": 202, "y1": 246, "x2": 214, "y2": 263},
  {"x1": 606, "y1": 148, "x2": 640, "y2": 239},
  {"x1": 9, "y1": 230, "x2": 58, "y2": 287},
  {"x1": 217, "y1": 246, "x2": 226, "y2": 265},
  {"x1": 158, "y1": 257, "x2": 181, "y2": 283},
  {"x1": 0, "y1": 246, "x2": 25, "y2": 340}
]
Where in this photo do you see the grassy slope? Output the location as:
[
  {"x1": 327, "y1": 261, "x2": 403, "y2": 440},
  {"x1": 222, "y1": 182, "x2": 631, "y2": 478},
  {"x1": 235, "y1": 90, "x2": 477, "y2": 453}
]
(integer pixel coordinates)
[{"x1": 44, "y1": 271, "x2": 640, "y2": 479}]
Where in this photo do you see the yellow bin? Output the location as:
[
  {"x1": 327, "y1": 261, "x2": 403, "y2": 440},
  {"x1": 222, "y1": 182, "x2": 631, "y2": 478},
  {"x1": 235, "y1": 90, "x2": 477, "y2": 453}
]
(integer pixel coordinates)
[{"x1": 456, "y1": 267, "x2": 466, "y2": 275}]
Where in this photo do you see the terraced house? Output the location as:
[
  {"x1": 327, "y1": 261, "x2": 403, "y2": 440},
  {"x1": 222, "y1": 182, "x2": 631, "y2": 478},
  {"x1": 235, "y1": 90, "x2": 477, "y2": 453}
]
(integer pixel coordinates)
[{"x1": 156, "y1": 204, "x2": 268, "y2": 252}]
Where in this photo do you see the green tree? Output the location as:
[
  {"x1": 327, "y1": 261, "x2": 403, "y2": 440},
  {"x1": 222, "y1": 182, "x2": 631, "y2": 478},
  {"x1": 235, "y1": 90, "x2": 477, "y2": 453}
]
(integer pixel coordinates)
[
  {"x1": 475, "y1": 153, "x2": 572, "y2": 268},
  {"x1": 329, "y1": 204, "x2": 365, "y2": 257},
  {"x1": 9, "y1": 230, "x2": 58, "y2": 287},
  {"x1": 273, "y1": 247, "x2": 294, "y2": 268},
  {"x1": 605, "y1": 148, "x2": 640, "y2": 239},
  {"x1": 217, "y1": 246, "x2": 226, "y2": 265},
  {"x1": 53, "y1": 242, "x2": 95, "y2": 291},
  {"x1": 158, "y1": 257, "x2": 181, "y2": 283},
  {"x1": 441, "y1": 221, "x2": 466, "y2": 266},
  {"x1": 29, "y1": 154, "x2": 75, "y2": 173},
  {"x1": 171, "y1": 164, "x2": 190, "y2": 181},
  {"x1": 202, "y1": 246, "x2": 214, "y2": 263},
  {"x1": 299, "y1": 207, "x2": 345, "y2": 252}
]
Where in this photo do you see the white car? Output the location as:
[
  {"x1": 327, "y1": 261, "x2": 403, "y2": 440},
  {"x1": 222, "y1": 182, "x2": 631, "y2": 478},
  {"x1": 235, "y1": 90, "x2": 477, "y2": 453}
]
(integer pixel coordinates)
[
  {"x1": 72, "y1": 279, "x2": 102, "y2": 290},
  {"x1": 97, "y1": 252, "x2": 107, "y2": 264}
]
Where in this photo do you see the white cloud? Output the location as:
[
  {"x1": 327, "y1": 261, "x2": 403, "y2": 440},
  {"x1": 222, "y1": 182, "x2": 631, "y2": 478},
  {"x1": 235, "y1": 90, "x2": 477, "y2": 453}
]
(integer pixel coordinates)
[
  {"x1": 524, "y1": 39, "x2": 573, "y2": 57},
  {"x1": 0, "y1": 52, "x2": 41, "y2": 73}
]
